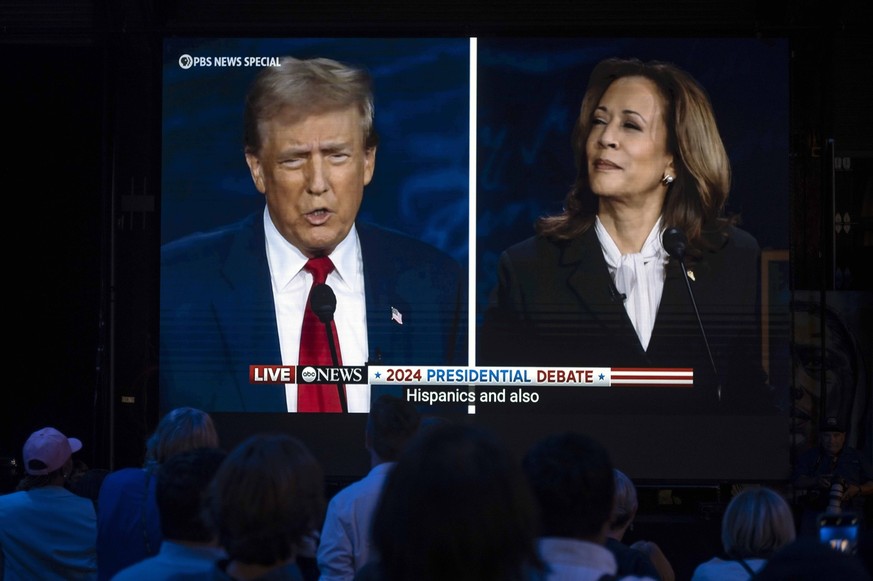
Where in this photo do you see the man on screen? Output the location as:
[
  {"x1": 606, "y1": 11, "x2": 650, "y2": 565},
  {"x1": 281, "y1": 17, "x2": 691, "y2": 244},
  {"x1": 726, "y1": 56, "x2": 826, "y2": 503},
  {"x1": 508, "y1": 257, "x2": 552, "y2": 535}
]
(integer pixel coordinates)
[{"x1": 160, "y1": 57, "x2": 466, "y2": 413}]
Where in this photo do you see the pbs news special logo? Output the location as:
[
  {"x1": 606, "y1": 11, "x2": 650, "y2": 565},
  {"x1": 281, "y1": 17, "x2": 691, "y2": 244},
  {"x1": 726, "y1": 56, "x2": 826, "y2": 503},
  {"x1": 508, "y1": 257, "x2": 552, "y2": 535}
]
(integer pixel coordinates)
[{"x1": 178, "y1": 55, "x2": 281, "y2": 69}]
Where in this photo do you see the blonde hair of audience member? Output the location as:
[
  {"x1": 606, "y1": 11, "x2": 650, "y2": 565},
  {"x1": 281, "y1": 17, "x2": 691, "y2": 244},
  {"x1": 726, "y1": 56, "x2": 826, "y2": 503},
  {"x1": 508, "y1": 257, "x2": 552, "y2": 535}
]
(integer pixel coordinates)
[
  {"x1": 608, "y1": 469, "x2": 676, "y2": 581},
  {"x1": 144, "y1": 407, "x2": 219, "y2": 468},
  {"x1": 721, "y1": 487, "x2": 796, "y2": 559},
  {"x1": 608, "y1": 468, "x2": 638, "y2": 540}
]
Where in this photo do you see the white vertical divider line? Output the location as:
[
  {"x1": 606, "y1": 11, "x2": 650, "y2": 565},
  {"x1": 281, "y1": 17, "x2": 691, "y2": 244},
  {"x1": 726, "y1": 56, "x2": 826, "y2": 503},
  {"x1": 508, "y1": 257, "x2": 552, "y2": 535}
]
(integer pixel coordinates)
[{"x1": 468, "y1": 37, "x2": 478, "y2": 414}]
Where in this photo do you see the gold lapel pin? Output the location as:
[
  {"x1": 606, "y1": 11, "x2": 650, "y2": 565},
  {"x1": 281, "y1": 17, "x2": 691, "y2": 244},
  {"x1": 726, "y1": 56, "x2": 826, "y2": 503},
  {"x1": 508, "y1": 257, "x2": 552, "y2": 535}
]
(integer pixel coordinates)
[{"x1": 687, "y1": 270, "x2": 696, "y2": 282}]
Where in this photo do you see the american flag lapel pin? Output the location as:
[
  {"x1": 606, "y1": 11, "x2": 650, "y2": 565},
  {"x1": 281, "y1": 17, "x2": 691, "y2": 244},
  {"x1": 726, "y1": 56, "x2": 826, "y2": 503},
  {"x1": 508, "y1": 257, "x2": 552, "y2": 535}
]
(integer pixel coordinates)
[{"x1": 391, "y1": 306, "x2": 403, "y2": 325}]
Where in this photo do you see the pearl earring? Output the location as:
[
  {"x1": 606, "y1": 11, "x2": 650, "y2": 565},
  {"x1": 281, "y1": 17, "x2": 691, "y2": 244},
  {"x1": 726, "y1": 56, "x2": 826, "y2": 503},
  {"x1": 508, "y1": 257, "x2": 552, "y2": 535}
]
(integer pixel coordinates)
[{"x1": 662, "y1": 174, "x2": 674, "y2": 186}]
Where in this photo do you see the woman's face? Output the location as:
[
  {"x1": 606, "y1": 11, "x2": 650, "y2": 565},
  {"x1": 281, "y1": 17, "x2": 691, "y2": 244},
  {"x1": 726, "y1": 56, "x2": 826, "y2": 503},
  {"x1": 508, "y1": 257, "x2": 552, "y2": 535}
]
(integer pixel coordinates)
[{"x1": 585, "y1": 76, "x2": 673, "y2": 204}]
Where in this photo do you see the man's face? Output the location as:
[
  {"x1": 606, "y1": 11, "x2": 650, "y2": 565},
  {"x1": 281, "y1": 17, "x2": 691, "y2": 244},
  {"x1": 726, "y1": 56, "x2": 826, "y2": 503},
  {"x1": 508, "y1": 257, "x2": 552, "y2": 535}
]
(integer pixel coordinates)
[
  {"x1": 820, "y1": 431, "x2": 846, "y2": 456},
  {"x1": 245, "y1": 106, "x2": 376, "y2": 257}
]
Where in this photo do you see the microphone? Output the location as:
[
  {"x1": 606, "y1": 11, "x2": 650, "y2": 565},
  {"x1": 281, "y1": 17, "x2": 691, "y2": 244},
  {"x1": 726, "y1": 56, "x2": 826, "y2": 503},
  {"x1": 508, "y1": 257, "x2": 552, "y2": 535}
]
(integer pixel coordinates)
[
  {"x1": 661, "y1": 227, "x2": 722, "y2": 402},
  {"x1": 608, "y1": 280, "x2": 627, "y2": 304},
  {"x1": 662, "y1": 227, "x2": 687, "y2": 262},
  {"x1": 309, "y1": 283, "x2": 347, "y2": 413},
  {"x1": 311, "y1": 283, "x2": 337, "y2": 325}
]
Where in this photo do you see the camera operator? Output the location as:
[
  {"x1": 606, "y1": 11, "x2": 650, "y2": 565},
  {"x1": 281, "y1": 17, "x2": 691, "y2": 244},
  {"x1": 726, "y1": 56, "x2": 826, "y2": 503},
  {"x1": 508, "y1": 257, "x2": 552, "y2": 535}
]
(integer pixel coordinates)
[{"x1": 792, "y1": 417, "x2": 873, "y2": 536}]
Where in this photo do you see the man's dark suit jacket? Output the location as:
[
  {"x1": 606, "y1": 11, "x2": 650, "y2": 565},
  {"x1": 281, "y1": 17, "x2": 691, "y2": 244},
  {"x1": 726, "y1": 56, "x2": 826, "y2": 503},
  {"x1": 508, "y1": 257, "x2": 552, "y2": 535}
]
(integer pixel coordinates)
[
  {"x1": 160, "y1": 212, "x2": 466, "y2": 412},
  {"x1": 479, "y1": 225, "x2": 773, "y2": 413}
]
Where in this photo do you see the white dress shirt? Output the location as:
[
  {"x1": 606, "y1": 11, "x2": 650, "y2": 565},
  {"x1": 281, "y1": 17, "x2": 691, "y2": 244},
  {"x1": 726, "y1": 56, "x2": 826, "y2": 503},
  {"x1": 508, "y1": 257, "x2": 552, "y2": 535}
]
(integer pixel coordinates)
[
  {"x1": 264, "y1": 208, "x2": 370, "y2": 412},
  {"x1": 317, "y1": 462, "x2": 395, "y2": 580},
  {"x1": 537, "y1": 537, "x2": 655, "y2": 581}
]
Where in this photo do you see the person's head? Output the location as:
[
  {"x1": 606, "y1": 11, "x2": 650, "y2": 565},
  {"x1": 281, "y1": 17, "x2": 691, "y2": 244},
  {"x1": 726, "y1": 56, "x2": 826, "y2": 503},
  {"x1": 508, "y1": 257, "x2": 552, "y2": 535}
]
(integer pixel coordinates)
[
  {"x1": 18, "y1": 427, "x2": 82, "y2": 490},
  {"x1": 365, "y1": 395, "x2": 421, "y2": 464},
  {"x1": 608, "y1": 468, "x2": 639, "y2": 539},
  {"x1": 157, "y1": 447, "x2": 227, "y2": 543},
  {"x1": 522, "y1": 431, "x2": 615, "y2": 542},
  {"x1": 207, "y1": 433, "x2": 324, "y2": 567},
  {"x1": 539, "y1": 57, "x2": 732, "y2": 249},
  {"x1": 371, "y1": 424, "x2": 541, "y2": 581},
  {"x1": 144, "y1": 407, "x2": 219, "y2": 468},
  {"x1": 243, "y1": 57, "x2": 378, "y2": 258},
  {"x1": 721, "y1": 487, "x2": 796, "y2": 559},
  {"x1": 819, "y1": 417, "x2": 847, "y2": 456}
]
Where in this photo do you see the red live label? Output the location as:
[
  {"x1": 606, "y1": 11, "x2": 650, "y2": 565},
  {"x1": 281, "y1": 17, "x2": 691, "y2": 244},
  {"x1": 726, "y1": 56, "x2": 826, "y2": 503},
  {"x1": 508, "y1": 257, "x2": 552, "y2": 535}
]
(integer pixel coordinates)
[{"x1": 249, "y1": 365, "x2": 296, "y2": 384}]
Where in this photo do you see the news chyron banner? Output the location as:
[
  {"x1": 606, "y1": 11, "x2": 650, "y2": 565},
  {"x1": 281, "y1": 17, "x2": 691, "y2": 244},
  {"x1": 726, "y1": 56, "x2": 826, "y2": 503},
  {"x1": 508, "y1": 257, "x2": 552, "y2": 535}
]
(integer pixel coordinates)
[{"x1": 250, "y1": 365, "x2": 693, "y2": 388}]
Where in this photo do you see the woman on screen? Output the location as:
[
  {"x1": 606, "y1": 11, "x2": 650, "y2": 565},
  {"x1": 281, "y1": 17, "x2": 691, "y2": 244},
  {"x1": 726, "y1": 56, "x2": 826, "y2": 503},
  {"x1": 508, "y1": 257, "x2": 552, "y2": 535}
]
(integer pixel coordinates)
[{"x1": 480, "y1": 57, "x2": 773, "y2": 412}]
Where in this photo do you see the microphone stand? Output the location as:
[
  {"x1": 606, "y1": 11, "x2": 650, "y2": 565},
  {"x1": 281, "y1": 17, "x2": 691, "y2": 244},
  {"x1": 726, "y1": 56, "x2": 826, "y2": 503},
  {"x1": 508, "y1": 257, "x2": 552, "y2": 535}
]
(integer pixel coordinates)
[
  {"x1": 311, "y1": 283, "x2": 348, "y2": 413},
  {"x1": 663, "y1": 228, "x2": 723, "y2": 403},
  {"x1": 677, "y1": 260, "x2": 721, "y2": 402},
  {"x1": 320, "y1": 320, "x2": 348, "y2": 413}
]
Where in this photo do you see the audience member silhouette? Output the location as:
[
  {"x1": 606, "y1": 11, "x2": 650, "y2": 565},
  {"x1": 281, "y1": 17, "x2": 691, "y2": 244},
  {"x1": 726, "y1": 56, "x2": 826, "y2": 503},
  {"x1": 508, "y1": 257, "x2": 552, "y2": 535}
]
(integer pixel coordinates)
[
  {"x1": 68, "y1": 464, "x2": 110, "y2": 511},
  {"x1": 522, "y1": 431, "x2": 655, "y2": 580},
  {"x1": 356, "y1": 423, "x2": 544, "y2": 581},
  {"x1": 0, "y1": 427, "x2": 97, "y2": 579},
  {"x1": 0, "y1": 456, "x2": 21, "y2": 495},
  {"x1": 318, "y1": 395, "x2": 420, "y2": 580},
  {"x1": 792, "y1": 416, "x2": 873, "y2": 536},
  {"x1": 690, "y1": 486, "x2": 795, "y2": 580},
  {"x1": 751, "y1": 537, "x2": 871, "y2": 580},
  {"x1": 207, "y1": 433, "x2": 325, "y2": 580},
  {"x1": 606, "y1": 469, "x2": 674, "y2": 581},
  {"x1": 112, "y1": 446, "x2": 227, "y2": 580},
  {"x1": 96, "y1": 407, "x2": 220, "y2": 580}
]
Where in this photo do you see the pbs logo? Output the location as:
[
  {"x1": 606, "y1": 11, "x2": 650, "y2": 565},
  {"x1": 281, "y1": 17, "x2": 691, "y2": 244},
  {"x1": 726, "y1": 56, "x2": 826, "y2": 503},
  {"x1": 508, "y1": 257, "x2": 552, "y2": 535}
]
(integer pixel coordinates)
[
  {"x1": 300, "y1": 367, "x2": 317, "y2": 382},
  {"x1": 178, "y1": 54, "x2": 194, "y2": 69}
]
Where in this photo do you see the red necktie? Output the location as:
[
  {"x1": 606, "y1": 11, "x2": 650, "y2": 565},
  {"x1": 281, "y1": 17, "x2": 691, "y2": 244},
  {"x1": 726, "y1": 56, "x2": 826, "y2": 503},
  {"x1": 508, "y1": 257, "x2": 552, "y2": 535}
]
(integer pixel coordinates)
[{"x1": 298, "y1": 257, "x2": 343, "y2": 412}]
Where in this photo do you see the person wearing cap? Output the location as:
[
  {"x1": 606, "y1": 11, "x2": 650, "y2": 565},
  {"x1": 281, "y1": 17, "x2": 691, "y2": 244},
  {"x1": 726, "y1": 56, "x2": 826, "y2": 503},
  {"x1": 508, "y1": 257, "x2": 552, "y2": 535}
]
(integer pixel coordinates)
[
  {"x1": 0, "y1": 427, "x2": 97, "y2": 580},
  {"x1": 792, "y1": 416, "x2": 873, "y2": 536}
]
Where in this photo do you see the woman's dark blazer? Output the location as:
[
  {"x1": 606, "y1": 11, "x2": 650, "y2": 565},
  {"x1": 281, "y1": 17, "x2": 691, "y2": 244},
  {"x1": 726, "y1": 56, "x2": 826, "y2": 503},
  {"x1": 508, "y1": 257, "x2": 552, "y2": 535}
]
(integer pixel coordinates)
[{"x1": 479, "y1": 225, "x2": 774, "y2": 414}]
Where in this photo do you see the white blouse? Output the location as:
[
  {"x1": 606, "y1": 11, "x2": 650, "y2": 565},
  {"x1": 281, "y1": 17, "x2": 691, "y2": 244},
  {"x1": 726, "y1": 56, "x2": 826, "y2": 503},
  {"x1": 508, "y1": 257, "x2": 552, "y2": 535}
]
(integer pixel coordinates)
[{"x1": 594, "y1": 215, "x2": 669, "y2": 351}]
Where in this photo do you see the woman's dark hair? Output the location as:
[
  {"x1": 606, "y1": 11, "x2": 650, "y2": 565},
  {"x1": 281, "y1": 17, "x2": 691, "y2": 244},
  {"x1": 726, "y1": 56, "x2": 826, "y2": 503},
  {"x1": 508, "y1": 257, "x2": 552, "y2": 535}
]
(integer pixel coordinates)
[
  {"x1": 370, "y1": 424, "x2": 542, "y2": 581},
  {"x1": 522, "y1": 432, "x2": 615, "y2": 539},
  {"x1": 207, "y1": 433, "x2": 324, "y2": 566},
  {"x1": 537, "y1": 57, "x2": 735, "y2": 257}
]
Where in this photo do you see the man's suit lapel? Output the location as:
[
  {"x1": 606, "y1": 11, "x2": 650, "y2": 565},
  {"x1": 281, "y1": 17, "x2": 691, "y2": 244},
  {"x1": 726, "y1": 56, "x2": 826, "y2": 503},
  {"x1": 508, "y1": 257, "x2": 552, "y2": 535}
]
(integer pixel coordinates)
[
  {"x1": 213, "y1": 214, "x2": 285, "y2": 410},
  {"x1": 357, "y1": 223, "x2": 407, "y2": 364}
]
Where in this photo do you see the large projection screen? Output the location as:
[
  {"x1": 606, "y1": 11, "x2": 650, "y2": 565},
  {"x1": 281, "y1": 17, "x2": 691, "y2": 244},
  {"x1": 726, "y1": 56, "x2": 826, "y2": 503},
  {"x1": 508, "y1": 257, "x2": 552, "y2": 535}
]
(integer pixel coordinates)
[{"x1": 160, "y1": 36, "x2": 790, "y2": 481}]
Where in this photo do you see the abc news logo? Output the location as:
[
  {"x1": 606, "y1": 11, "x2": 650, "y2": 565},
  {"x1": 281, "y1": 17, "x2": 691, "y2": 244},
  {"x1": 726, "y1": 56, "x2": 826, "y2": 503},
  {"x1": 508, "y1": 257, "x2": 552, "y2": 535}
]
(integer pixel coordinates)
[{"x1": 249, "y1": 365, "x2": 367, "y2": 384}]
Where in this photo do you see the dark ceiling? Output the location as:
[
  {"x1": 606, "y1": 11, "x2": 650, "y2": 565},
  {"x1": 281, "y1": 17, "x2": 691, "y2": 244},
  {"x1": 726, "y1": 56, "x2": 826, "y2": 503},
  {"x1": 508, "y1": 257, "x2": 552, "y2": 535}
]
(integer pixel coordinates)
[{"x1": 0, "y1": 0, "x2": 867, "y2": 38}]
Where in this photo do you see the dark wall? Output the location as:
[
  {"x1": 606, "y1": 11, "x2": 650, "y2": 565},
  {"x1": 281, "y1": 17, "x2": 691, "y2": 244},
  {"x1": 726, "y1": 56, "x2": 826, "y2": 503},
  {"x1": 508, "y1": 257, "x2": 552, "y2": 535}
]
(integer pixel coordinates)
[
  {"x1": 2, "y1": 44, "x2": 104, "y2": 475},
  {"x1": 2, "y1": 0, "x2": 871, "y2": 475}
]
